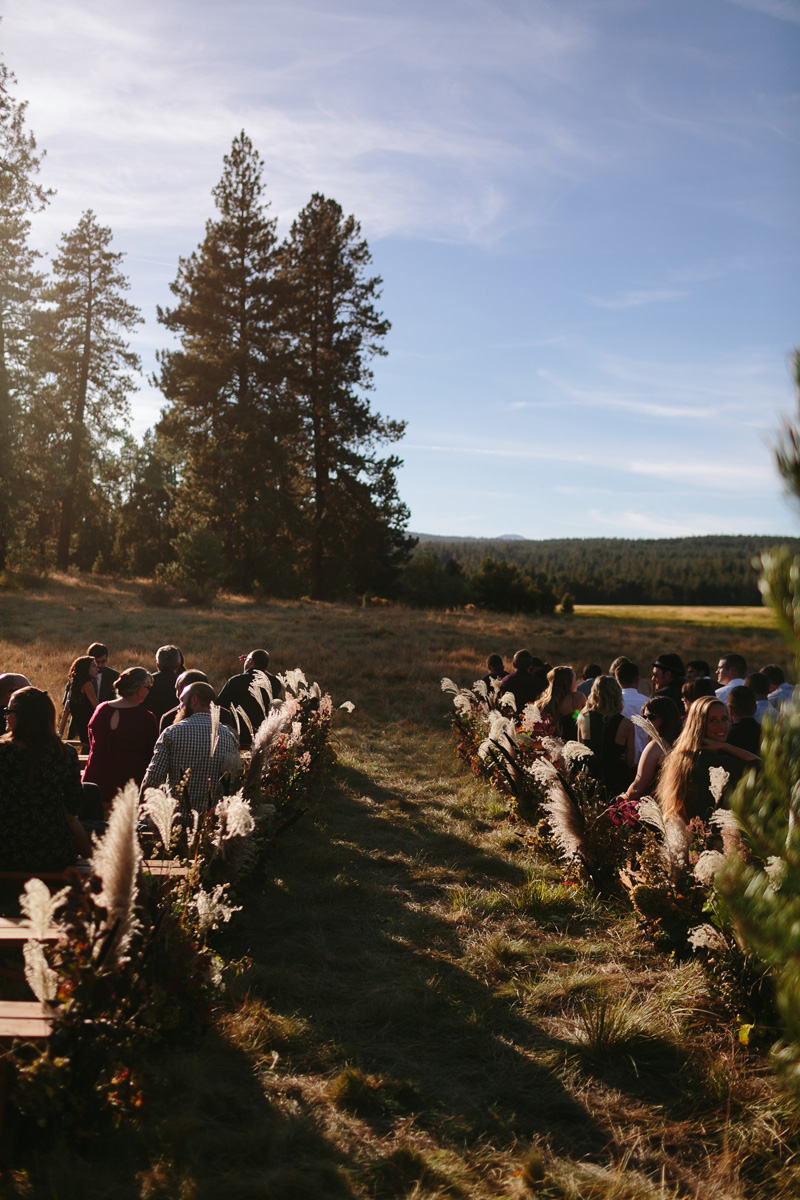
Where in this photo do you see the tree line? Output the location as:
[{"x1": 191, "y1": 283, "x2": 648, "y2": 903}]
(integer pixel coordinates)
[
  {"x1": 405, "y1": 535, "x2": 800, "y2": 607},
  {"x1": 0, "y1": 62, "x2": 414, "y2": 599}
]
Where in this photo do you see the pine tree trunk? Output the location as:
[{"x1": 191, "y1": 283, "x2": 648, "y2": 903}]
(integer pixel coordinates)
[
  {"x1": 56, "y1": 289, "x2": 92, "y2": 571},
  {"x1": 0, "y1": 309, "x2": 9, "y2": 572}
]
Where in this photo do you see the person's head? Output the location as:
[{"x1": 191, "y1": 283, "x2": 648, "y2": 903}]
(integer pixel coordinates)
[
  {"x1": 744, "y1": 672, "x2": 770, "y2": 700},
  {"x1": 728, "y1": 685, "x2": 757, "y2": 721},
  {"x1": 686, "y1": 659, "x2": 710, "y2": 682},
  {"x1": 678, "y1": 695, "x2": 729, "y2": 751},
  {"x1": 681, "y1": 678, "x2": 716, "y2": 713},
  {"x1": 761, "y1": 664, "x2": 786, "y2": 692},
  {"x1": 614, "y1": 660, "x2": 639, "y2": 689},
  {"x1": 178, "y1": 681, "x2": 216, "y2": 715},
  {"x1": 651, "y1": 653, "x2": 684, "y2": 691},
  {"x1": 244, "y1": 649, "x2": 270, "y2": 672},
  {"x1": 716, "y1": 653, "x2": 746, "y2": 686},
  {"x1": 512, "y1": 649, "x2": 533, "y2": 672},
  {"x1": 581, "y1": 662, "x2": 602, "y2": 683},
  {"x1": 174, "y1": 669, "x2": 209, "y2": 698},
  {"x1": 0, "y1": 673, "x2": 31, "y2": 708},
  {"x1": 114, "y1": 667, "x2": 154, "y2": 701},
  {"x1": 486, "y1": 653, "x2": 505, "y2": 675},
  {"x1": 86, "y1": 643, "x2": 109, "y2": 668},
  {"x1": 156, "y1": 645, "x2": 184, "y2": 673},
  {"x1": 2, "y1": 686, "x2": 59, "y2": 747},
  {"x1": 608, "y1": 656, "x2": 631, "y2": 676},
  {"x1": 641, "y1": 696, "x2": 682, "y2": 744},
  {"x1": 541, "y1": 665, "x2": 577, "y2": 716},
  {"x1": 585, "y1": 674, "x2": 624, "y2": 717},
  {"x1": 68, "y1": 655, "x2": 98, "y2": 688}
]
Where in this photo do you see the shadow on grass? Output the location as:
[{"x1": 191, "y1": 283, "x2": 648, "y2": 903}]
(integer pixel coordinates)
[{"x1": 225, "y1": 767, "x2": 611, "y2": 1164}]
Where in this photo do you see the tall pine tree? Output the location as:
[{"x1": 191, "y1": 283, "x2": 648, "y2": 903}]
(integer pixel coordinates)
[
  {"x1": 38, "y1": 211, "x2": 141, "y2": 571},
  {"x1": 0, "y1": 60, "x2": 51, "y2": 570},
  {"x1": 156, "y1": 132, "x2": 300, "y2": 592},
  {"x1": 279, "y1": 193, "x2": 413, "y2": 599}
]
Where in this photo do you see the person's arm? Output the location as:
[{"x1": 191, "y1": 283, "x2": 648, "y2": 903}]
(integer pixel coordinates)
[
  {"x1": 65, "y1": 811, "x2": 92, "y2": 857},
  {"x1": 140, "y1": 731, "x2": 170, "y2": 796},
  {"x1": 702, "y1": 739, "x2": 758, "y2": 762},
  {"x1": 81, "y1": 680, "x2": 98, "y2": 711},
  {"x1": 617, "y1": 716, "x2": 635, "y2": 769},
  {"x1": 573, "y1": 691, "x2": 586, "y2": 712},
  {"x1": 620, "y1": 741, "x2": 663, "y2": 802},
  {"x1": 576, "y1": 712, "x2": 591, "y2": 743}
]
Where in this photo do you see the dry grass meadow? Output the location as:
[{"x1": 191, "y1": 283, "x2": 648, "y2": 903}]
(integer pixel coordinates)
[{"x1": 0, "y1": 573, "x2": 797, "y2": 1199}]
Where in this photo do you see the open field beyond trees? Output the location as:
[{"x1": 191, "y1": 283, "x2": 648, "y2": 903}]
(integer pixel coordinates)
[{"x1": 0, "y1": 575, "x2": 797, "y2": 1199}]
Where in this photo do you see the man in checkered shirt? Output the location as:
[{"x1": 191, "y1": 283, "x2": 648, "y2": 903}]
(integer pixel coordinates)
[{"x1": 141, "y1": 681, "x2": 240, "y2": 811}]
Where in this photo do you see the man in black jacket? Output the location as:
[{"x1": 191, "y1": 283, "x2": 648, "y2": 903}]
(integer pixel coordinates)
[
  {"x1": 650, "y1": 653, "x2": 685, "y2": 708},
  {"x1": 144, "y1": 645, "x2": 185, "y2": 725},
  {"x1": 86, "y1": 642, "x2": 119, "y2": 702},
  {"x1": 218, "y1": 650, "x2": 282, "y2": 748}
]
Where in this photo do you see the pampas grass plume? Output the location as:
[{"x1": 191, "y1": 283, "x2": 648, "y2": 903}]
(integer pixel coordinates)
[
  {"x1": 92, "y1": 780, "x2": 142, "y2": 966},
  {"x1": 20, "y1": 878, "x2": 69, "y2": 939}
]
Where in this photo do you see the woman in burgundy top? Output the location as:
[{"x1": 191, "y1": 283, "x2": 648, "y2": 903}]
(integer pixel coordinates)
[{"x1": 82, "y1": 667, "x2": 157, "y2": 804}]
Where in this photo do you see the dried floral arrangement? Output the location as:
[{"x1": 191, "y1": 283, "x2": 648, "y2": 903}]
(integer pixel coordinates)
[{"x1": 5, "y1": 667, "x2": 354, "y2": 1134}]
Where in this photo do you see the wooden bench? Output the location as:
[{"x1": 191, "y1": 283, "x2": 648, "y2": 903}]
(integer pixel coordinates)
[
  {"x1": 142, "y1": 860, "x2": 192, "y2": 879},
  {"x1": 0, "y1": 1001, "x2": 53, "y2": 1041},
  {"x1": 0, "y1": 919, "x2": 61, "y2": 946}
]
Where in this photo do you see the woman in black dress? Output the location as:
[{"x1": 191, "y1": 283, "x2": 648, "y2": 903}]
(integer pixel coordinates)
[
  {"x1": 0, "y1": 687, "x2": 90, "y2": 870},
  {"x1": 60, "y1": 655, "x2": 99, "y2": 749},
  {"x1": 577, "y1": 674, "x2": 635, "y2": 797}
]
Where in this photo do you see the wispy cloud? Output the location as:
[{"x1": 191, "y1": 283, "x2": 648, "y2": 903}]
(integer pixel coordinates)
[
  {"x1": 582, "y1": 288, "x2": 687, "y2": 310},
  {"x1": 724, "y1": 0, "x2": 800, "y2": 22}
]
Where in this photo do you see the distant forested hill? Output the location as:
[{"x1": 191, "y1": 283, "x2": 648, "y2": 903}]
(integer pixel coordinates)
[{"x1": 409, "y1": 535, "x2": 800, "y2": 606}]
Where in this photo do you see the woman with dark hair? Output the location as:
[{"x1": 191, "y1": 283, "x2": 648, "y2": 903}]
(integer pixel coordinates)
[
  {"x1": 0, "y1": 687, "x2": 90, "y2": 870},
  {"x1": 60, "y1": 655, "x2": 99, "y2": 748},
  {"x1": 656, "y1": 694, "x2": 758, "y2": 824},
  {"x1": 577, "y1": 675, "x2": 635, "y2": 797},
  {"x1": 82, "y1": 667, "x2": 157, "y2": 804},
  {"x1": 618, "y1": 696, "x2": 682, "y2": 805},
  {"x1": 538, "y1": 666, "x2": 585, "y2": 740}
]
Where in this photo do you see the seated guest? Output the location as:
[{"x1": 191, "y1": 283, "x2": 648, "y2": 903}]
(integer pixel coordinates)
[
  {"x1": 0, "y1": 673, "x2": 31, "y2": 735},
  {"x1": 650, "y1": 654, "x2": 685, "y2": 707},
  {"x1": 141, "y1": 682, "x2": 240, "y2": 812},
  {"x1": 744, "y1": 672, "x2": 771, "y2": 724},
  {"x1": 482, "y1": 654, "x2": 506, "y2": 687},
  {"x1": 498, "y1": 650, "x2": 547, "y2": 712},
  {"x1": 0, "y1": 687, "x2": 91, "y2": 870},
  {"x1": 619, "y1": 696, "x2": 682, "y2": 805},
  {"x1": 538, "y1": 666, "x2": 586, "y2": 740},
  {"x1": 144, "y1": 645, "x2": 185, "y2": 725},
  {"x1": 576, "y1": 663, "x2": 602, "y2": 699},
  {"x1": 160, "y1": 670, "x2": 237, "y2": 734},
  {"x1": 86, "y1": 642, "x2": 120, "y2": 702},
  {"x1": 657, "y1": 695, "x2": 758, "y2": 825},
  {"x1": 60, "y1": 655, "x2": 99, "y2": 748},
  {"x1": 218, "y1": 650, "x2": 283, "y2": 748},
  {"x1": 727, "y1": 686, "x2": 761, "y2": 755},
  {"x1": 82, "y1": 667, "x2": 158, "y2": 804},
  {"x1": 614, "y1": 660, "x2": 650, "y2": 764},
  {"x1": 681, "y1": 678, "x2": 717, "y2": 714},
  {"x1": 686, "y1": 659, "x2": 711, "y2": 682},
  {"x1": 715, "y1": 653, "x2": 746, "y2": 704},
  {"x1": 577, "y1": 675, "x2": 635, "y2": 797},
  {"x1": 762, "y1": 663, "x2": 795, "y2": 710}
]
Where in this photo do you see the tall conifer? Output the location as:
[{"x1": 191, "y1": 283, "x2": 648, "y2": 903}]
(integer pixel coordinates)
[
  {"x1": 39, "y1": 211, "x2": 141, "y2": 570},
  {"x1": 278, "y1": 193, "x2": 412, "y2": 598},
  {"x1": 0, "y1": 60, "x2": 51, "y2": 570},
  {"x1": 156, "y1": 132, "x2": 298, "y2": 591}
]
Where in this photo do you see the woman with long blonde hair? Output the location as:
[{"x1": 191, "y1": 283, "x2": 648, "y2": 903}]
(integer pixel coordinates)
[
  {"x1": 577, "y1": 675, "x2": 635, "y2": 796},
  {"x1": 538, "y1": 665, "x2": 585, "y2": 740},
  {"x1": 656, "y1": 694, "x2": 758, "y2": 823}
]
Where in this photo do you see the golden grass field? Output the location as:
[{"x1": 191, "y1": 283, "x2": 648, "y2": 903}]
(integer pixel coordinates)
[{"x1": 0, "y1": 574, "x2": 796, "y2": 1200}]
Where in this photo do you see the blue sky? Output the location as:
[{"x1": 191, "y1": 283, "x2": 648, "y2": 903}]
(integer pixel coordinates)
[{"x1": 3, "y1": 0, "x2": 799, "y2": 538}]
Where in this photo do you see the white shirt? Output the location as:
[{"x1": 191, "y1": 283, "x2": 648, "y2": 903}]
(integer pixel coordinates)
[
  {"x1": 621, "y1": 688, "x2": 651, "y2": 764},
  {"x1": 716, "y1": 678, "x2": 744, "y2": 704}
]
